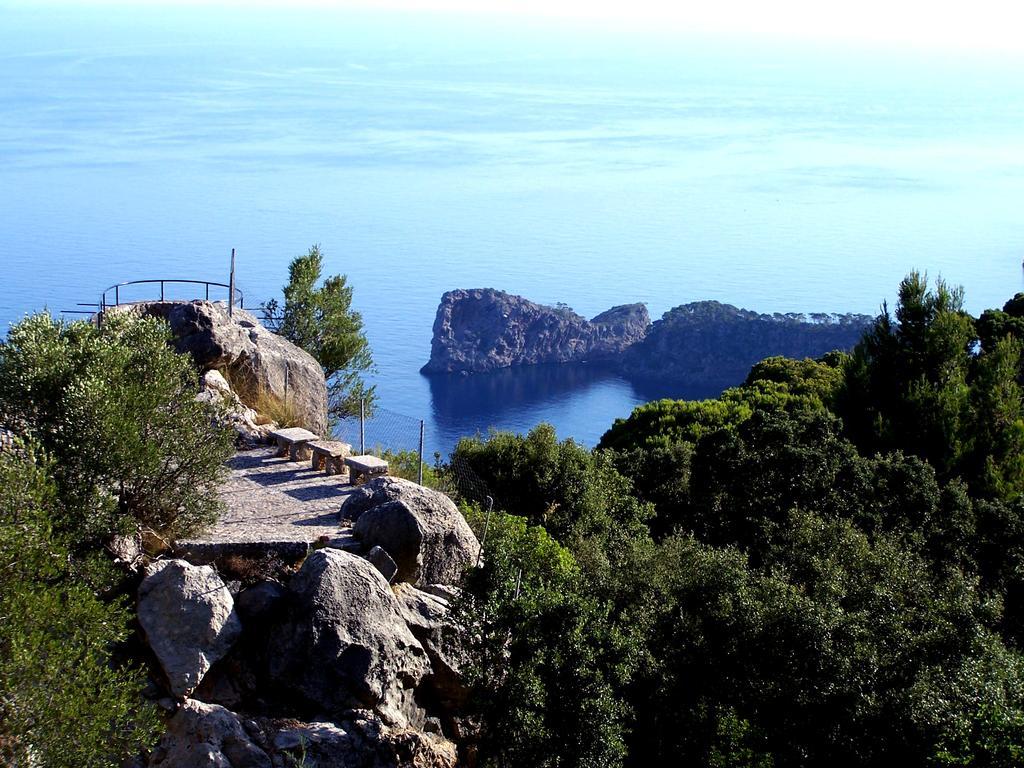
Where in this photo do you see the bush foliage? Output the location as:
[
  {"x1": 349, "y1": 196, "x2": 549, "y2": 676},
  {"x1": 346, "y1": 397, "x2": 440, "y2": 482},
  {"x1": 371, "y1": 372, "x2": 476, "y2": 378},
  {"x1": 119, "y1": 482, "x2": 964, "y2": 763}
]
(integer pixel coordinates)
[
  {"x1": 0, "y1": 312, "x2": 234, "y2": 543},
  {"x1": 0, "y1": 450, "x2": 160, "y2": 767},
  {"x1": 0, "y1": 311, "x2": 234, "y2": 764},
  {"x1": 450, "y1": 274, "x2": 1024, "y2": 767}
]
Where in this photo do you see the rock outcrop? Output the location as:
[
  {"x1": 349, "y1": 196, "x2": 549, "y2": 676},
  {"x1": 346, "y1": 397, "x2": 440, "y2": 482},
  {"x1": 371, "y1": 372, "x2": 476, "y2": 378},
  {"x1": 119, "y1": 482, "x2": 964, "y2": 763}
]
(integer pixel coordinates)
[
  {"x1": 148, "y1": 699, "x2": 271, "y2": 768},
  {"x1": 421, "y1": 288, "x2": 649, "y2": 374},
  {"x1": 118, "y1": 300, "x2": 328, "y2": 435},
  {"x1": 422, "y1": 290, "x2": 875, "y2": 388},
  {"x1": 137, "y1": 559, "x2": 243, "y2": 699},
  {"x1": 268, "y1": 549, "x2": 431, "y2": 727},
  {"x1": 196, "y1": 369, "x2": 274, "y2": 446},
  {"x1": 343, "y1": 477, "x2": 481, "y2": 586},
  {"x1": 394, "y1": 585, "x2": 468, "y2": 712},
  {"x1": 148, "y1": 700, "x2": 458, "y2": 768},
  {"x1": 623, "y1": 301, "x2": 873, "y2": 385}
]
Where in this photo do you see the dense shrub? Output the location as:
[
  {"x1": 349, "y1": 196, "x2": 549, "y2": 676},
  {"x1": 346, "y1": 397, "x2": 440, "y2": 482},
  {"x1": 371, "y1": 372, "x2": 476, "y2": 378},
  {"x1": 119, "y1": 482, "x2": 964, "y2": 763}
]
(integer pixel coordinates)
[
  {"x1": 458, "y1": 505, "x2": 631, "y2": 768},
  {"x1": 0, "y1": 312, "x2": 234, "y2": 543},
  {"x1": 455, "y1": 274, "x2": 1024, "y2": 767},
  {"x1": 0, "y1": 450, "x2": 159, "y2": 767}
]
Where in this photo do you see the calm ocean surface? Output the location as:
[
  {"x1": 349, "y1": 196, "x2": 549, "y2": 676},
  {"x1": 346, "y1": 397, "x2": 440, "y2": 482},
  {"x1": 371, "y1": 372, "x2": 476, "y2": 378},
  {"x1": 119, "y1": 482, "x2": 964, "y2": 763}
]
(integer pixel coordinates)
[{"x1": 2, "y1": 8, "x2": 1023, "y2": 454}]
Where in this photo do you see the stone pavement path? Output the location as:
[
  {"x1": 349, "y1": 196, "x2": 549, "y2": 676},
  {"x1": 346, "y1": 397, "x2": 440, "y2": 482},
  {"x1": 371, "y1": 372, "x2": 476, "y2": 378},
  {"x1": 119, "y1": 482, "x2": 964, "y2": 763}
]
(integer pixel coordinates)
[{"x1": 176, "y1": 447, "x2": 359, "y2": 562}]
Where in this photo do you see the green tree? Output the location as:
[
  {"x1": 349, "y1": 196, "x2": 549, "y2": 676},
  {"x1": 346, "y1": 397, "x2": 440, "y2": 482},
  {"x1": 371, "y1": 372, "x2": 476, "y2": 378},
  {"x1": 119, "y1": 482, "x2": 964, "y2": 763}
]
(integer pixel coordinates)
[
  {"x1": 458, "y1": 506, "x2": 631, "y2": 768},
  {"x1": 0, "y1": 312, "x2": 234, "y2": 544},
  {"x1": 621, "y1": 514, "x2": 1024, "y2": 768},
  {"x1": 0, "y1": 448, "x2": 160, "y2": 767},
  {"x1": 451, "y1": 423, "x2": 651, "y2": 549},
  {"x1": 264, "y1": 245, "x2": 375, "y2": 418},
  {"x1": 839, "y1": 272, "x2": 976, "y2": 480}
]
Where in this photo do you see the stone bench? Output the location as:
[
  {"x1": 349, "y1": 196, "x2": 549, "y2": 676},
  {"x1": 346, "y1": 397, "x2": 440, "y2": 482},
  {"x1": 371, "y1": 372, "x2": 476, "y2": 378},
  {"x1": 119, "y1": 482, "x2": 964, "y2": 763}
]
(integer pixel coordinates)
[
  {"x1": 308, "y1": 440, "x2": 352, "y2": 475},
  {"x1": 345, "y1": 454, "x2": 389, "y2": 485},
  {"x1": 269, "y1": 427, "x2": 320, "y2": 461}
]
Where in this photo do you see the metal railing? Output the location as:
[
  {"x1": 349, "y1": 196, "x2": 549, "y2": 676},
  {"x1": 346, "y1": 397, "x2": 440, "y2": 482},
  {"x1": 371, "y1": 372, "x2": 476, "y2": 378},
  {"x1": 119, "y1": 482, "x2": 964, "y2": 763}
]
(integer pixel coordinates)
[{"x1": 99, "y1": 279, "x2": 244, "y2": 310}]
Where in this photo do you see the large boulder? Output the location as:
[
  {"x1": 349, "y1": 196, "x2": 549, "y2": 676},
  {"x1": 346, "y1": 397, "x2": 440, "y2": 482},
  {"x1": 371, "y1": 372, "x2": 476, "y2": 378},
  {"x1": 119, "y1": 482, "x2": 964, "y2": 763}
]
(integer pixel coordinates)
[
  {"x1": 395, "y1": 585, "x2": 468, "y2": 711},
  {"x1": 148, "y1": 699, "x2": 271, "y2": 768},
  {"x1": 137, "y1": 559, "x2": 243, "y2": 698},
  {"x1": 124, "y1": 300, "x2": 328, "y2": 435},
  {"x1": 343, "y1": 477, "x2": 480, "y2": 586},
  {"x1": 269, "y1": 549, "x2": 431, "y2": 727}
]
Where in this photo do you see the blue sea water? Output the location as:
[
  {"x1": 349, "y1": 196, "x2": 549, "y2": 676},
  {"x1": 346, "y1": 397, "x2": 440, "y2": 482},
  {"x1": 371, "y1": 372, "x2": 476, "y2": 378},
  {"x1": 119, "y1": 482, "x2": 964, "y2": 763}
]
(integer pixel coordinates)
[{"x1": 2, "y1": 7, "x2": 1023, "y2": 454}]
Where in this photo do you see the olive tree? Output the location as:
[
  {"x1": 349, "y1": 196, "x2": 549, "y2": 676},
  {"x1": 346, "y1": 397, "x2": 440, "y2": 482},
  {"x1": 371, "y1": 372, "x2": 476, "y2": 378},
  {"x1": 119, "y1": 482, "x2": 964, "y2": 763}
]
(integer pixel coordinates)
[{"x1": 0, "y1": 311, "x2": 234, "y2": 543}]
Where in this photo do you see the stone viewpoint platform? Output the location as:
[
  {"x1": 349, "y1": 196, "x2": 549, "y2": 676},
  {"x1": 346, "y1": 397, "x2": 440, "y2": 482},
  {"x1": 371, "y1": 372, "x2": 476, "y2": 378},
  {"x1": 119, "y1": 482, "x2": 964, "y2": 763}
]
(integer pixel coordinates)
[{"x1": 175, "y1": 447, "x2": 359, "y2": 564}]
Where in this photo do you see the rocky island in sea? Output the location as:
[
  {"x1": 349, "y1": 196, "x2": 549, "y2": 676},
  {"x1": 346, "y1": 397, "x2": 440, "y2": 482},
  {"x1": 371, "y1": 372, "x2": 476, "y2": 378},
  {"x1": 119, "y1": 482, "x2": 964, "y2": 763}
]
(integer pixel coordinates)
[{"x1": 422, "y1": 288, "x2": 875, "y2": 387}]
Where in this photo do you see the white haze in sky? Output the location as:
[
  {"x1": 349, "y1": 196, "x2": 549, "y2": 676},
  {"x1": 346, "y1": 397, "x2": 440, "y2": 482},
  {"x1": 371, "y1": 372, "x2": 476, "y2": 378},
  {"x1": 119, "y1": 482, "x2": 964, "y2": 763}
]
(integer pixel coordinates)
[{"x1": 4, "y1": 0, "x2": 1024, "y2": 57}]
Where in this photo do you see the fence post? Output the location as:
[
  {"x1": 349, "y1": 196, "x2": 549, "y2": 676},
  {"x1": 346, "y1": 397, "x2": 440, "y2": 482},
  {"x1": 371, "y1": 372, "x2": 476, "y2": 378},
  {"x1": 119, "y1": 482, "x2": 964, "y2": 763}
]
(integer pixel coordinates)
[
  {"x1": 476, "y1": 495, "x2": 493, "y2": 568},
  {"x1": 417, "y1": 420, "x2": 425, "y2": 485},
  {"x1": 359, "y1": 398, "x2": 365, "y2": 455},
  {"x1": 228, "y1": 248, "x2": 236, "y2": 318}
]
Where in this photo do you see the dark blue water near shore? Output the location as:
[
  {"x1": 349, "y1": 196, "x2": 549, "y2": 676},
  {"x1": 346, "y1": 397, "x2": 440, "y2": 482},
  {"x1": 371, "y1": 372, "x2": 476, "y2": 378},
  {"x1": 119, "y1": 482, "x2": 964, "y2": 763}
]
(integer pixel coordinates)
[{"x1": 2, "y1": 8, "x2": 1023, "y2": 454}]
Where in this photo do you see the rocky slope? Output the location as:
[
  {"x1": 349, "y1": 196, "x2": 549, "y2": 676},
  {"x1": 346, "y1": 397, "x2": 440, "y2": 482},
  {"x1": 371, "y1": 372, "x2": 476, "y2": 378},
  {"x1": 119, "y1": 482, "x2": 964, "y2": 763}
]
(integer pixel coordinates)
[
  {"x1": 423, "y1": 290, "x2": 874, "y2": 385},
  {"x1": 133, "y1": 477, "x2": 477, "y2": 768},
  {"x1": 624, "y1": 301, "x2": 874, "y2": 385},
  {"x1": 421, "y1": 288, "x2": 650, "y2": 374}
]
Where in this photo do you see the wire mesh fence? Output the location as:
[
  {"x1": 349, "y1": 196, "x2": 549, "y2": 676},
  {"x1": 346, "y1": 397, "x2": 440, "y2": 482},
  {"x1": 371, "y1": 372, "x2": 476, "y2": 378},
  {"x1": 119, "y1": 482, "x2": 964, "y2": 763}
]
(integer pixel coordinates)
[{"x1": 333, "y1": 401, "x2": 426, "y2": 484}]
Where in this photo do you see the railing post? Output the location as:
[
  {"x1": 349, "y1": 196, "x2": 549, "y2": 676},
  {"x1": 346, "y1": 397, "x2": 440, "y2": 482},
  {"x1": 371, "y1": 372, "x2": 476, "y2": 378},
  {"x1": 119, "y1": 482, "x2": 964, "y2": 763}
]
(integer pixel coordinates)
[
  {"x1": 205, "y1": 283, "x2": 209, "y2": 300},
  {"x1": 418, "y1": 420, "x2": 425, "y2": 485},
  {"x1": 160, "y1": 280, "x2": 165, "y2": 301},
  {"x1": 115, "y1": 285, "x2": 119, "y2": 305},
  {"x1": 359, "y1": 398, "x2": 365, "y2": 455}
]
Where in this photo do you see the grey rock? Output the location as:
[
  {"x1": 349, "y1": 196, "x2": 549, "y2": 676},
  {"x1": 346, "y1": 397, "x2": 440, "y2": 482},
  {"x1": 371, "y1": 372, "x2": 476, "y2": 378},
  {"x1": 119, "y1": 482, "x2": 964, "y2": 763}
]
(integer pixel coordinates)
[
  {"x1": 347, "y1": 478, "x2": 480, "y2": 586},
  {"x1": 420, "y1": 584, "x2": 462, "y2": 603},
  {"x1": 341, "y1": 475, "x2": 434, "y2": 522},
  {"x1": 421, "y1": 288, "x2": 649, "y2": 374},
  {"x1": 367, "y1": 545, "x2": 399, "y2": 583},
  {"x1": 235, "y1": 581, "x2": 287, "y2": 623},
  {"x1": 148, "y1": 698, "x2": 272, "y2": 768},
  {"x1": 269, "y1": 549, "x2": 431, "y2": 727},
  {"x1": 106, "y1": 530, "x2": 143, "y2": 571},
  {"x1": 394, "y1": 585, "x2": 468, "y2": 709},
  {"x1": 123, "y1": 301, "x2": 327, "y2": 436},
  {"x1": 197, "y1": 368, "x2": 274, "y2": 446},
  {"x1": 271, "y1": 713, "x2": 457, "y2": 768},
  {"x1": 137, "y1": 559, "x2": 243, "y2": 698}
]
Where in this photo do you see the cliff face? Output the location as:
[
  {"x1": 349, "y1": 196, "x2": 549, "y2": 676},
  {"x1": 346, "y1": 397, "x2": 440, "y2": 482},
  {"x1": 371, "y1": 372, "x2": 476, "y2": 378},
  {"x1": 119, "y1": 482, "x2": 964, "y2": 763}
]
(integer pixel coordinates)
[
  {"x1": 623, "y1": 301, "x2": 874, "y2": 385},
  {"x1": 421, "y1": 289, "x2": 650, "y2": 374},
  {"x1": 423, "y1": 291, "x2": 875, "y2": 385}
]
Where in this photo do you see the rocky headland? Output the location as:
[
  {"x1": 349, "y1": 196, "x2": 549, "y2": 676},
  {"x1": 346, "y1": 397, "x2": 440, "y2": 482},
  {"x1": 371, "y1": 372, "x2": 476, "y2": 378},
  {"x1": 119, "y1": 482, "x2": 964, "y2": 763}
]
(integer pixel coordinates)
[
  {"x1": 421, "y1": 288, "x2": 649, "y2": 374},
  {"x1": 423, "y1": 289, "x2": 874, "y2": 385},
  {"x1": 624, "y1": 300, "x2": 874, "y2": 386}
]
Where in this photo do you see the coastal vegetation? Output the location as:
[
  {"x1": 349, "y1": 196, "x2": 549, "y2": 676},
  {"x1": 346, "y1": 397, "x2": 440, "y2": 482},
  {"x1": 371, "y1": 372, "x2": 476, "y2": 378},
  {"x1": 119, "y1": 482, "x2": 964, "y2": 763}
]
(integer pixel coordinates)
[
  {"x1": 5, "y1": 272, "x2": 1024, "y2": 766},
  {"x1": 0, "y1": 312, "x2": 234, "y2": 765},
  {"x1": 449, "y1": 273, "x2": 1024, "y2": 767}
]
